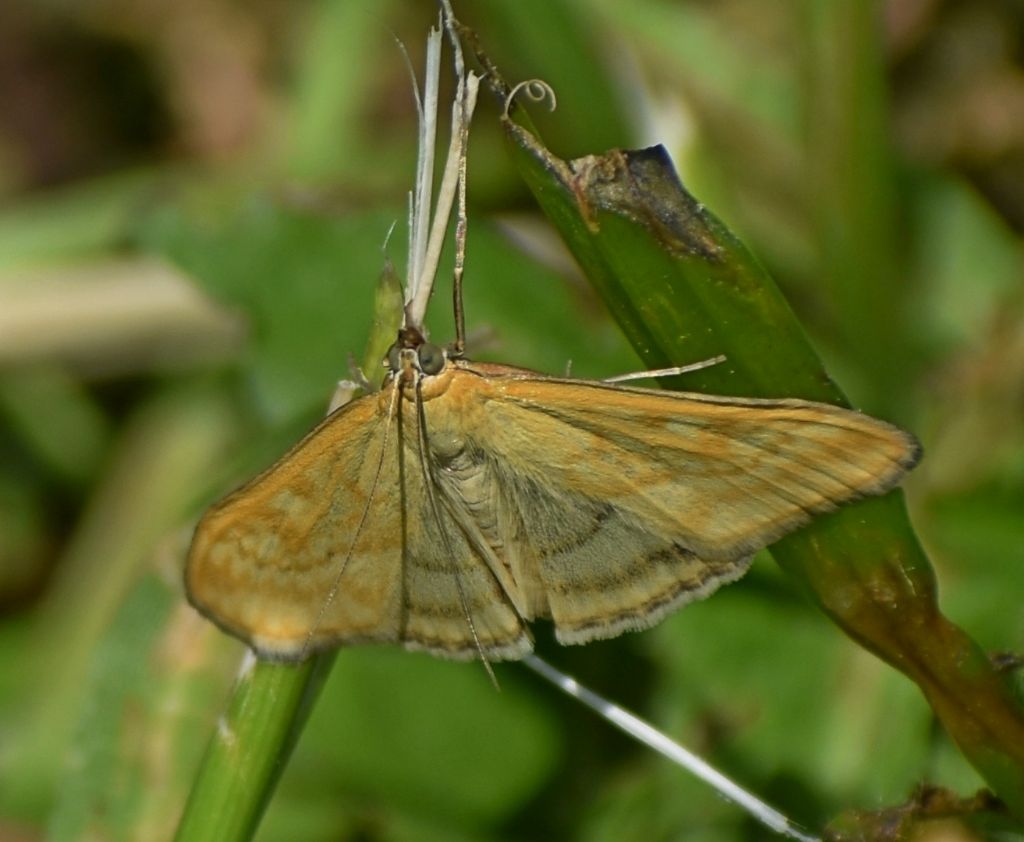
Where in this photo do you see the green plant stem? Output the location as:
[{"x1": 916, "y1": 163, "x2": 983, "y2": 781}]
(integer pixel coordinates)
[{"x1": 174, "y1": 654, "x2": 335, "y2": 842}]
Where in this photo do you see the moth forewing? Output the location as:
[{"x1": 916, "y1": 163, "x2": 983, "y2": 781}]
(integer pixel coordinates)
[
  {"x1": 461, "y1": 365, "x2": 920, "y2": 559},
  {"x1": 185, "y1": 392, "x2": 405, "y2": 659}
]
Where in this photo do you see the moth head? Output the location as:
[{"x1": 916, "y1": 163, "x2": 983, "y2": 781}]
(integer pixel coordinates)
[
  {"x1": 382, "y1": 333, "x2": 456, "y2": 403},
  {"x1": 384, "y1": 328, "x2": 447, "y2": 380}
]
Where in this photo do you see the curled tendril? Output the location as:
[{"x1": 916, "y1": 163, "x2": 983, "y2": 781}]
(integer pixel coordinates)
[{"x1": 503, "y1": 78, "x2": 558, "y2": 119}]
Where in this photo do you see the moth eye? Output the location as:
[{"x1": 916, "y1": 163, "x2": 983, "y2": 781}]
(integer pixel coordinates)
[
  {"x1": 417, "y1": 342, "x2": 445, "y2": 375},
  {"x1": 385, "y1": 344, "x2": 401, "y2": 372}
]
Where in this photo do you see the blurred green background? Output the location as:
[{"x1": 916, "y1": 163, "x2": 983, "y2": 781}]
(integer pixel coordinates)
[{"x1": 1, "y1": 1, "x2": 1022, "y2": 840}]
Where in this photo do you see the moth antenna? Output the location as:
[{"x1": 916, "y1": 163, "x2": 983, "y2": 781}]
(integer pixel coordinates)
[
  {"x1": 413, "y1": 376, "x2": 499, "y2": 689},
  {"x1": 503, "y1": 78, "x2": 557, "y2": 120},
  {"x1": 301, "y1": 377, "x2": 403, "y2": 658},
  {"x1": 602, "y1": 355, "x2": 728, "y2": 384}
]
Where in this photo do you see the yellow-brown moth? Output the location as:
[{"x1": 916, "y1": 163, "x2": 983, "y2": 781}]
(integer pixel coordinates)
[
  {"x1": 185, "y1": 5, "x2": 920, "y2": 665},
  {"x1": 185, "y1": 324, "x2": 921, "y2": 661}
]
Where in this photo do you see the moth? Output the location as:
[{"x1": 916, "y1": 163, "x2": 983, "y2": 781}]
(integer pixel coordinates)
[
  {"x1": 185, "y1": 324, "x2": 921, "y2": 661},
  {"x1": 185, "y1": 9, "x2": 920, "y2": 664}
]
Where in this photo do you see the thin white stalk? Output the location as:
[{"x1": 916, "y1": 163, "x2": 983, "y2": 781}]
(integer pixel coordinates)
[
  {"x1": 602, "y1": 355, "x2": 728, "y2": 383},
  {"x1": 406, "y1": 72, "x2": 478, "y2": 329},
  {"x1": 406, "y1": 25, "x2": 442, "y2": 306},
  {"x1": 439, "y1": 0, "x2": 466, "y2": 80},
  {"x1": 404, "y1": 0, "x2": 478, "y2": 330},
  {"x1": 522, "y1": 655, "x2": 822, "y2": 842}
]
